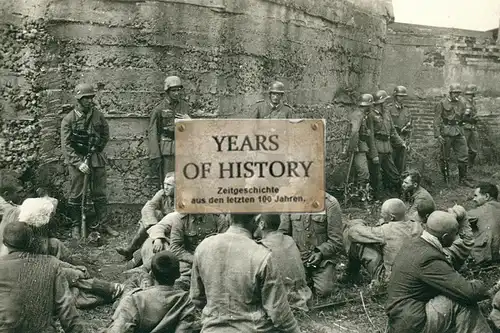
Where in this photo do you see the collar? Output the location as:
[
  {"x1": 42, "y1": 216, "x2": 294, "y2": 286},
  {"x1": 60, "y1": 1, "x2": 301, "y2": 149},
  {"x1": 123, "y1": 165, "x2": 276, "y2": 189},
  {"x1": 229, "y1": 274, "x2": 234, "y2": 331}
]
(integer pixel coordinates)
[
  {"x1": 420, "y1": 230, "x2": 444, "y2": 253},
  {"x1": 227, "y1": 225, "x2": 252, "y2": 239},
  {"x1": 269, "y1": 102, "x2": 281, "y2": 110},
  {"x1": 74, "y1": 108, "x2": 83, "y2": 118},
  {"x1": 394, "y1": 101, "x2": 403, "y2": 109}
]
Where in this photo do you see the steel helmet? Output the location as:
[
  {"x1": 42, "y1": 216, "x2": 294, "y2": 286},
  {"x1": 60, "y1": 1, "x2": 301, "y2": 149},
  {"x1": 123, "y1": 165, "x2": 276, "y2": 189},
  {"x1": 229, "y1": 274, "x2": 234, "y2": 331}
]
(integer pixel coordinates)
[
  {"x1": 359, "y1": 94, "x2": 374, "y2": 106},
  {"x1": 373, "y1": 90, "x2": 389, "y2": 104},
  {"x1": 393, "y1": 86, "x2": 408, "y2": 96},
  {"x1": 75, "y1": 83, "x2": 96, "y2": 100},
  {"x1": 269, "y1": 81, "x2": 285, "y2": 94},
  {"x1": 464, "y1": 84, "x2": 477, "y2": 95},
  {"x1": 449, "y1": 83, "x2": 462, "y2": 93},
  {"x1": 164, "y1": 76, "x2": 183, "y2": 91}
]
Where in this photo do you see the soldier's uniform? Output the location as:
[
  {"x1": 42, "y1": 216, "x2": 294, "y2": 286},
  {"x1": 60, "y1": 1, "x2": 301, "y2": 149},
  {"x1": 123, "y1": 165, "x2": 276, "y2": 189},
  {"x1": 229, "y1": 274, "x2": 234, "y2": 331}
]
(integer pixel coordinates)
[
  {"x1": 390, "y1": 94, "x2": 412, "y2": 173},
  {"x1": 190, "y1": 225, "x2": 300, "y2": 333},
  {"x1": 433, "y1": 84, "x2": 471, "y2": 185},
  {"x1": 462, "y1": 84, "x2": 479, "y2": 168},
  {"x1": 370, "y1": 91, "x2": 404, "y2": 197},
  {"x1": 279, "y1": 192, "x2": 343, "y2": 297},
  {"x1": 251, "y1": 100, "x2": 293, "y2": 119},
  {"x1": 60, "y1": 84, "x2": 110, "y2": 237},
  {"x1": 468, "y1": 200, "x2": 500, "y2": 265}
]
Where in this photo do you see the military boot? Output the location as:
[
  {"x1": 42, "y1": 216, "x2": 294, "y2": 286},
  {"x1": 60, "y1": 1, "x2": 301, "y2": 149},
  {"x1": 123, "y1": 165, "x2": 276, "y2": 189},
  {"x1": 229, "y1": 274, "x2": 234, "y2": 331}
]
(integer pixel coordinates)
[
  {"x1": 440, "y1": 165, "x2": 449, "y2": 185},
  {"x1": 116, "y1": 226, "x2": 148, "y2": 260},
  {"x1": 68, "y1": 204, "x2": 81, "y2": 239},
  {"x1": 468, "y1": 153, "x2": 477, "y2": 169},
  {"x1": 458, "y1": 164, "x2": 474, "y2": 188},
  {"x1": 94, "y1": 200, "x2": 119, "y2": 237}
]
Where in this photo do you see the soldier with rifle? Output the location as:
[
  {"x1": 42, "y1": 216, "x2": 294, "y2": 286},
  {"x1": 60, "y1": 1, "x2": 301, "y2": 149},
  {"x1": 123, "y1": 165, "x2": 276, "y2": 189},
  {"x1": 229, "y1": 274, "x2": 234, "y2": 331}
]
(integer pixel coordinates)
[
  {"x1": 390, "y1": 86, "x2": 412, "y2": 174},
  {"x1": 250, "y1": 81, "x2": 293, "y2": 119},
  {"x1": 433, "y1": 83, "x2": 473, "y2": 187},
  {"x1": 61, "y1": 83, "x2": 118, "y2": 239},
  {"x1": 462, "y1": 84, "x2": 479, "y2": 169}
]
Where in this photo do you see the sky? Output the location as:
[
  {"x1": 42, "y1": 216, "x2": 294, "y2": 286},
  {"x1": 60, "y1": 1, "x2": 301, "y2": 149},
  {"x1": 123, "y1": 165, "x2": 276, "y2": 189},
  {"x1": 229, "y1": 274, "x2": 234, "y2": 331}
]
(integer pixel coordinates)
[{"x1": 392, "y1": 0, "x2": 500, "y2": 31}]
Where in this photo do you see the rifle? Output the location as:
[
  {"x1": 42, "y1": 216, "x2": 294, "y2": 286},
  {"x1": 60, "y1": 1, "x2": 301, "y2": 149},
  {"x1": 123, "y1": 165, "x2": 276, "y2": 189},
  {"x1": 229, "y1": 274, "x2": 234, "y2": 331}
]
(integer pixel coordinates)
[
  {"x1": 400, "y1": 119, "x2": 413, "y2": 174},
  {"x1": 81, "y1": 149, "x2": 94, "y2": 239},
  {"x1": 440, "y1": 139, "x2": 449, "y2": 185},
  {"x1": 344, "y1": 153, "x2": 355, "y2": 206}
]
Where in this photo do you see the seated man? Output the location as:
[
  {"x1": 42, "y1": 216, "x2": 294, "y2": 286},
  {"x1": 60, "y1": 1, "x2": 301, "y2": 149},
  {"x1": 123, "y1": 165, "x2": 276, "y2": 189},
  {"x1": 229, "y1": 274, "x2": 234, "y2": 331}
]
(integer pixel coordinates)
[
  {"x1": 342, "y1": 198, "x2": 422, "y2": 285},
  {"x1": 443, "y1": 205, "x2": 474, "y2": 270},
  {"x1": 386, "y1": 210, "x2": 498, "y2": 333},
  {"x1": 401, "y1": 169, "x2": 435, "y2": 220},
  {"x1": 279, "y1": 191, "x2": 343, "y2": 297},
  {"x1": 468, "y1": 183, "x2": 500, "y2": 266},
  {"x1": 258, "y1": 214, "x2": 312, "y2": 311},
  {"x1": 0, "y1": 222, "x2": 85, "y2": 333},
  {"x1": 116, "y1": 172, "x2": 175, "y2": 264},
  {"x1": 104, "y1": 251, "x2": 198, "y2": 333},
  {"x1": 409, "y1": 199, "x2": 436, "y2": 227},
  {"x1": 0, "y1": 175, "x2": 21, "y2": 220}
]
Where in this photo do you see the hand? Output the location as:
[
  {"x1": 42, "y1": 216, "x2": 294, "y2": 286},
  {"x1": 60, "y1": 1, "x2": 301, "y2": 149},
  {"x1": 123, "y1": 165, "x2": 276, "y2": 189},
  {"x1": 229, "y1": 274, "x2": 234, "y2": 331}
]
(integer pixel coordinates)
[
  {"x1": 307, "y1": 251, "x2": 322, "y2": 266},
  {"x1": 75, "y1": 265, "x2": 89, "y2": 278},
  {"x1": 152, "y1": 239, "x2": 164, "y2": 253},
  {"x1": 372, "y1": 157, "x2": 380, "y2": 164},
  {"x1": 78, "y1": 162, "x2": 90, "y2": 174},
  {"x1": 437, "y1": 136, "x2": 445, "y2": 145},
  {"x1": 175, "y1": 113, "x2": 191, "y2": 120},
  {"x1": 152, "y1": 189, "x2": 165, "y2": 202}
]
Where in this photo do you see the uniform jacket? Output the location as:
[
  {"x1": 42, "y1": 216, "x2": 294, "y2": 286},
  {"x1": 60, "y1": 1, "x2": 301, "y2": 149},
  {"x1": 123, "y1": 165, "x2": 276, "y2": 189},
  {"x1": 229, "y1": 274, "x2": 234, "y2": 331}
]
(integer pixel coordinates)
[
  {"x1": 190, "y1": 226, "x2": 300, "y2": 333},
  {"x1": 461, "y1": 96, "x2": 478, "y2": 130},
  {"x1": 148, "y1": 98, "x2": 191, "y2": 159},
  {"x1": 251, "y1": 100, "x2": 293, "y2": 119},
  {"x1": 369, "y1": 107, "x2": 404, "y2": 154},
  {"x1": 0, "y1": 252, "x2": 84, "y2": 333},
  {"x1": 433, "y1": 97, "x2": 466, "y2": 138},
  {"x1": 468, "y1": 201, "x2": 500, "y2": 265},
  {"x1": 389, "y1": 101, "x2": 412, "y2": 138},
  {"x1": 386, "y1": 235, "x2": 489, "y2": 333},
  {"x1": 148, "y1": 212, "x2": 229, "y2": 264},
  {"x1": 347, "y1": 109, "x2": 378, "y2": 159},
  {"x1": 344, "y1": 219, "x2": 423, "y2": 281},
  {"x1": 61, "y1": 107, "x2": 109, "y2": 168},
  {"x1": 140, "y1": 190, "x2": 175, "y2": 230},
  {"x1": 279, "y1": 193, "x2": 343, "y2": 267},
  {"x1": 105, "y1": 285, "x2": 197, "y2": 333},
  {"x1": 406, "y1": 186, "x2": 435, "y2": 220},
  {"x1": 261, "y1": 231, "x2": 312, "y2": 311}
]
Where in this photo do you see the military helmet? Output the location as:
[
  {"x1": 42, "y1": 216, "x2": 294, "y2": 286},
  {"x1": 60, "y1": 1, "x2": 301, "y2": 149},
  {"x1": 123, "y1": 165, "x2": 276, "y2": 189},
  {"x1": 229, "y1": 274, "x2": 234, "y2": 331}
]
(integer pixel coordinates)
[
  {"x1": 269, "y1": 81, "x2": 285, "y2": 94},
  {"x1": 373, "y1": 90, "x2": 390, "y2": 104},
  {"x1": 449, "y1": 83, "x2": 462, "y2": 93},
  {"x1": 164, "y1": 76, "x2": 183, "y2": 91},
  {"x1": 393, "y1": 86, "x2": 408, "y2": 96},
  {"x1": 75, "y1": 83, "x2": 96, "y2": 100},
  {"x1": 359, "y1": 94, "x2": 374, "y2": 106},
  {"x1": 464, "y1": 84, "x2": 477, "y2": 95}
]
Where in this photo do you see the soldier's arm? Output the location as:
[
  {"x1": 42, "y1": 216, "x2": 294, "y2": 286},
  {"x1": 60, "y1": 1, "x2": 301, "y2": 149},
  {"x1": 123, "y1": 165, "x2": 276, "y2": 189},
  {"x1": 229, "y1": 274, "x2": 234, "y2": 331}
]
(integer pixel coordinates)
[
  {"x1": 140, "y1": 190, "x2": 165, "y2": 229},
  {"x1": 389, "y1": 117, "x2": 404, "y2": 147},
  {"x1": 147, "y1": 211, "x2": 178, "y2": 242},
  {"x1": 190, "y1": 249, "x2": 207, "y2": 309},
  {"x1": 278, "y1": 214, "x2": 292, "y2": 235},
  {"x1": 105, "y1": 294, "x2": 139, "y2": 333},
  {"x1": 261, "y1": 254, "x2": 301, "y2": 333},
  {"x1": 170, "y1": 218, "x2": 194, "y2": 264},
  {"x1": 366, "y1": 113, "x2": 378, "y2": 159},
  {"x1": 147, "y1": 108, "x2": 161, "y2": 159},
  {"x1": 317, "y1": 198, "x2": 344, "y2": 258},
  {"x1": 433, "y1": 102, "x2": 443, "y2": 138},
  {"x1": 60, "y1": 115, "x2": 83, "y2": 167},
  {"x1": 97, "y1": 113, "x2": 110, "y2": 151},
  {"x1": 347, "y1": 223, "x2": 386, "y2": 245},
  {"x1": 54, "y1": 265, "x2": 86, "y2": 333}
]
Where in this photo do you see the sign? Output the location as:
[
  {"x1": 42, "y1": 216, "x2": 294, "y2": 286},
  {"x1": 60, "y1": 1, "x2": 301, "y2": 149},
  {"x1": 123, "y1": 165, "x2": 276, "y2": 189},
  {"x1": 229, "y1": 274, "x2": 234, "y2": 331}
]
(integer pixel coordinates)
[{"x1": 175, "y1": 119, "x2": 325, "y2": 214}]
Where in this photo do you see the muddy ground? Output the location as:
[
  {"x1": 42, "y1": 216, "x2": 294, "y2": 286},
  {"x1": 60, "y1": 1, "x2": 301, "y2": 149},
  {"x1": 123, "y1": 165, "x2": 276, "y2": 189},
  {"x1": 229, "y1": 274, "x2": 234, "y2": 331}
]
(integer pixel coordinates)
[{"x1": 57, "y1": 164, "x2": 500, "y2": 333}]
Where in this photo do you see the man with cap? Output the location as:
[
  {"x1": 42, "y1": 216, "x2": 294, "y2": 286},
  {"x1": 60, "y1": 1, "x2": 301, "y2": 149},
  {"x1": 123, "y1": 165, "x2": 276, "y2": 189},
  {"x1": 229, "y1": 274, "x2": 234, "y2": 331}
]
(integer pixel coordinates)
[
  {"x1": 386, "y1": 210, "x2": 498, "y2": 333},
  {"x1": 401, "y1": 169, "x2": 435, "y2": 220},
  {"x1": 462, "y1": 84, "x2": 479, "y2": 169},
  {"x1": 115, "y1": 172, "x2": 176, "y2": 265},
  {"x1": 61, "y1": 82, "x2": 117, "y2": 239},
  {"x1": 433, "y1": 83, "x2": 472, "y2": 187},
  {"x1": 343, "y1": 94, "x2": 378, "y2": 201},
  {"x1": 279, "y1": 191, "x2": 343, "y2": 297},
  {"x1": 370, "y1": 90, "x2": 405, "y2": 198},
  {"x1": 0, "y1": 221, "x2": 86, "y2": 333},
  {"x1": 104, "y1": 251, "x2": 198, "y2": 333},
  {"x1": 251, "y1": 81, "x2": 293, "y2": 119},
  {"x1": 190, "y1": 213, "x2": 301, "y2": 333},
  {"x1": 390, "y1": 85, "x2": 412, "y2": 174},
  {"x1": 341, "y1": 198, "x2": 422, "y2": 285},
  {"x1": 467, "y1": 182, "x2": 500, "y2": 266}
]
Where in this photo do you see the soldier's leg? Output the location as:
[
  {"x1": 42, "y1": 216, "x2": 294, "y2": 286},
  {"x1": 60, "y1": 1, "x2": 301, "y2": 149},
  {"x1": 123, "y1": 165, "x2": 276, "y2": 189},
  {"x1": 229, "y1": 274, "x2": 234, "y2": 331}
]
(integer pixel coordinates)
[
  {"x1": 163, "y1": 155, "x2": 175, "y2": 175},
  {"x1": 340, "y1": 242, "x2": 364, "y2": 283},
  {"x1": 91, "y1": 167, "x2": 118, "y2": 236},
  {"x1": 381, "y1": 153, "x2": 402, "y2": 196},
  {"x1": 116, "y1": 224, "x2": 149, "y2": 260},
  {"x1": 354, "y1": 153, "x2": 370, "y2": 200},
  {"x1": 467, "y1": 130, "x2": 479, "y2": 168},
  {"x1": 72, "y1": 278, "x2": 124, "y2": 309},
  {"x1": 392, "y1": 146, "x2": 404, "y2": 174},
  {"x1": 48, "y1": 237, "x2": 72, "y2": 262},
  {"x1": 440, "y1": 137, "x2": 452, "y2": 183},
  {"x1": 67, "y1": 165, "x2": 85, "y2": 239},
  {"x1": 368, "y1": 159, "x2": 381, "y2": 200},
  {"x1": 174, "y1": 261, "x2": 192, "y2": 291},
  {"x1": 454, "y1": 135, "x2": 473, "y2": 187},
  {"x1": 310, "y1": 262, "x2": 336, "y2": 297}
]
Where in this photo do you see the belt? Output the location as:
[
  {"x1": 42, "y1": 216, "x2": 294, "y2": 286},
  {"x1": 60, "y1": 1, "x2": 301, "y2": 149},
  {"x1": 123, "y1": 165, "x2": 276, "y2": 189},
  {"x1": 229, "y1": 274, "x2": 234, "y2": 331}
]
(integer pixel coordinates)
[
  {"x1": 442, "y1": 119, "x2": 461, "y2": 126},
  {"x1": 375, "y1": 134, "x2": 390, "y2": 141}
]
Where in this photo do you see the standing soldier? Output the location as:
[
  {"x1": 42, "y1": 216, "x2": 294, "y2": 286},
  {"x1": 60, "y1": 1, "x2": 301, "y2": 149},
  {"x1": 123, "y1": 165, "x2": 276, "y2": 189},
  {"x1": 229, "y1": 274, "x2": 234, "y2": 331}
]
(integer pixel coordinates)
[
  {"x1": 251, "y1": 81, "x2": 293, "y2": 119},
  {"x1": 148, "y1": 76, "x2": 190, "y2": 185},
  {"x1": 344, "y1": 94, "x2": 378, "y2": 200},
  {"x1": 433, "y1": 83, "x2": 473, "y2": 187},
  {"x1": 370, "y1": 90, "x2": 405, "y2": 198},
  {"x1": 462, "y1": 84, "x2": 479, "y2": 169},
  {"x1": 390, "y1": 86, "x2": 412, "y2": 174},
  {"x1": 61, "y1": 83, "x2": 118, "y2": 239}
]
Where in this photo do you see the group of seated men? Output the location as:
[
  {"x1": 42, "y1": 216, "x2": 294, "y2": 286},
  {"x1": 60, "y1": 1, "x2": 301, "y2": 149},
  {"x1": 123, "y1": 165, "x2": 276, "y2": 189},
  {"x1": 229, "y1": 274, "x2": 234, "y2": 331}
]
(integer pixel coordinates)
[{"x1": 2, "y1": 168, "x2": 500, "y2": 332}]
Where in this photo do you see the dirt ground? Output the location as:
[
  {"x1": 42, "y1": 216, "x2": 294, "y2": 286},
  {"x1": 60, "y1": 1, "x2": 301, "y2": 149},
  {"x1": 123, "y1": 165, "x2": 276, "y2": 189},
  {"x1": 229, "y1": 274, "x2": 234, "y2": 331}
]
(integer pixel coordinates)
[{"x1": 58, "y1": 164, "x2": 500, "y2": 333}]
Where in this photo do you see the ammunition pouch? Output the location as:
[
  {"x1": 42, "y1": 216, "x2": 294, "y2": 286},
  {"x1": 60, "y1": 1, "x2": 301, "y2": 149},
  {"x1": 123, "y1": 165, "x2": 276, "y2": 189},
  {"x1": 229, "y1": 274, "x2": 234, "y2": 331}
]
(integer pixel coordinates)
[
  {"x1": 161, "y1": 126, "x2": 175, "y2": 140},
  {"x1": 70, "y1": 130, "x2": 91, "y2": 155}
]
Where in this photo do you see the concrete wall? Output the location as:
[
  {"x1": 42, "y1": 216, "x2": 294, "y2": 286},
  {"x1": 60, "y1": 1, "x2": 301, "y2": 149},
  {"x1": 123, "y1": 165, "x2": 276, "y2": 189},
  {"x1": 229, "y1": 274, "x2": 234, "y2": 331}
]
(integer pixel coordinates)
[{"x1": 0, "y1": 0, "x2": 394, "y2": 204}]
